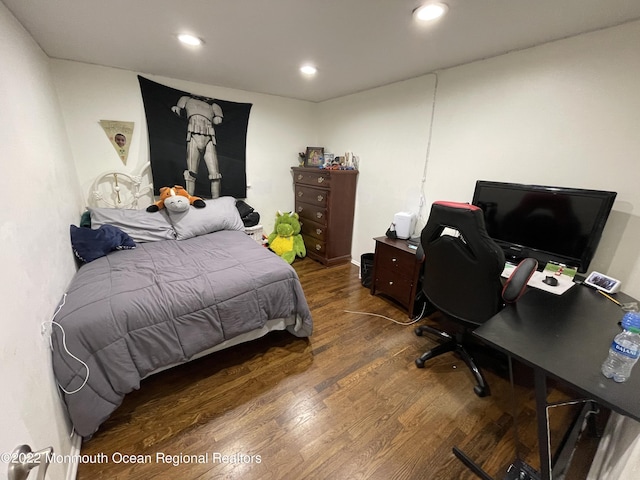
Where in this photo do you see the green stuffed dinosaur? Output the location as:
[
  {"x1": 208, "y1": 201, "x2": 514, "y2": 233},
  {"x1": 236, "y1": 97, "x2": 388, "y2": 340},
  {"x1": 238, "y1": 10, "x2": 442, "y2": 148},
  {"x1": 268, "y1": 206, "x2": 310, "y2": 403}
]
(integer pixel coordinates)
[{"x1": 267, "y1": 211, "x2": 306, "y2": 264}]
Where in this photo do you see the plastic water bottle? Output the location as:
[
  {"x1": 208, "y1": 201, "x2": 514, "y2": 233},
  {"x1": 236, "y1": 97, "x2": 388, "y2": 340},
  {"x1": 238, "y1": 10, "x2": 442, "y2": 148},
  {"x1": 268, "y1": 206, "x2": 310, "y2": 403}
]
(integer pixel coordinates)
[{"x1": 601, "y1": 312, "x2": 640, "y2": 382}]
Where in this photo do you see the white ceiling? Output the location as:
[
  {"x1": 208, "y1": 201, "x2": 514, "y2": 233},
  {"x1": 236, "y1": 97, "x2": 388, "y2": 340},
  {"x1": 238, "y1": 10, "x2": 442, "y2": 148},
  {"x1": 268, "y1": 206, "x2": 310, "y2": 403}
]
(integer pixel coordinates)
[{"x1": 5, "y1": 0, "x2": 640, "y2": 102}]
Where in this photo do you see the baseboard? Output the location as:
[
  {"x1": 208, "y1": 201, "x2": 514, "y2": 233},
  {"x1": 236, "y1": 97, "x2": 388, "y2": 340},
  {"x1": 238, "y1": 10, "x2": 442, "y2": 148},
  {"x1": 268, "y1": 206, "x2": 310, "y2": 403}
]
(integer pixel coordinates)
[{"x1": 65, "y1": 432, "x2": 82, "y2": 480}]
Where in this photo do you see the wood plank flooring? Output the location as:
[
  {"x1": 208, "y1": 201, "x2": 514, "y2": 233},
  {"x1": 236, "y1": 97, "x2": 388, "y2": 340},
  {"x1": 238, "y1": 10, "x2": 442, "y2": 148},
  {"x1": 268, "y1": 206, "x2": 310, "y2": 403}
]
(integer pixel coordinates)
[{"x1": 76, "y1": 258, "x2": 602, "y2": 479}]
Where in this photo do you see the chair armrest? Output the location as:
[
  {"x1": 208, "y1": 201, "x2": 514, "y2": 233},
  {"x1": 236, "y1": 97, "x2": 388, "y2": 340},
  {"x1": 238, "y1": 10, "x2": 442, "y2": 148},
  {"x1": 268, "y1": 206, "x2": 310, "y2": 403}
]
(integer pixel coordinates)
[
  {"x1": 502, "y1": 258, "x2": 538, "y2": 303},
  {"x1": 416, "y1": 243, "x2": 425, "y2": 262}
]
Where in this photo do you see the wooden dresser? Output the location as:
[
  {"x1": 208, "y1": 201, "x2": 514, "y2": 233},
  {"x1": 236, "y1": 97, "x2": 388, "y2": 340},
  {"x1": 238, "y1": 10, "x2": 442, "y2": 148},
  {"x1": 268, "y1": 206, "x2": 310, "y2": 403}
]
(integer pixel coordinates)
[
  {"x1": 371, "y1": 236, "x2": 422, "y2": 317},
  {"x1": 292, "y1": 167, "x2": 358, "y2": 266}
]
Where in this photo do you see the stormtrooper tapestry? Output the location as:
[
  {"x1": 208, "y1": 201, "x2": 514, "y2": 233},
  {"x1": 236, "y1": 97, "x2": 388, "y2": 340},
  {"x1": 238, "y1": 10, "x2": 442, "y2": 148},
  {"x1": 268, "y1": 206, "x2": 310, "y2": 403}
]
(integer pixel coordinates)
[{"x1": 138, "y1": 76, "x2": 252, "y2": 199}]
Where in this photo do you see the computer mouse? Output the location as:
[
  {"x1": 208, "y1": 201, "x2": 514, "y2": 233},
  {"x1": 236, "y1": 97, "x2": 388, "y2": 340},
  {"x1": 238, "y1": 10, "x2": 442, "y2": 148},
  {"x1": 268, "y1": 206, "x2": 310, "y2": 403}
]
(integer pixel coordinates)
[{"x1": 543, "y1": 275, "x2": 559, "y2": 287}]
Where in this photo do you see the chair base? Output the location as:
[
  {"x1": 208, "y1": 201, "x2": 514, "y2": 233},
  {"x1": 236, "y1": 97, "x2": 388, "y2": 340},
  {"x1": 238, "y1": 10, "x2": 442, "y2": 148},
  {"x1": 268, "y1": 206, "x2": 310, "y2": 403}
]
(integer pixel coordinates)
[{"x1": 414, "y1": 324, "x2": 490, "y2": 398}]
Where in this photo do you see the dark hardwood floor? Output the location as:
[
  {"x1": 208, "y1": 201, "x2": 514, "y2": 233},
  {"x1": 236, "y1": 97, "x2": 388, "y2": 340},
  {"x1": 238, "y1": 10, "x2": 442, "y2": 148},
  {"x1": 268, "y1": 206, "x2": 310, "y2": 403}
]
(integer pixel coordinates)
[{"x1": 76, "y1": 258, "x2": 602, "y2": 479}]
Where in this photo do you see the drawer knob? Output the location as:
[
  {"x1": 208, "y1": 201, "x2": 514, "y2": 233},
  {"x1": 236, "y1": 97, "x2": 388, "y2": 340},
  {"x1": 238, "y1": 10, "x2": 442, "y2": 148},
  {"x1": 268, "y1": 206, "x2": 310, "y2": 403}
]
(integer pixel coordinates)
[
  {"x1": 315, "y1": 244, "x2": 322, "y2": 251},
  {"x1": 297, "y1": 206, "x2": 303, "y2": 212},
  {"x1": 317, "y1": 195, "x2": 324, "y2": 202},
  {"x1": 317, "y1": 177, "x2": 324, "y2": 184},
  {"x1": 316, "y1": 212, "x2": 323, "y2": 219},
  {"x1": 392, "y1": 258, "x2": 397, "y2": 262},
  {"x1": 389, "y1": 281, "x2": 394, "y2": 285},
  {"x1": 316, "y1": 228, "x2": 322, "y2": 235},
  {"x1": 297, "y1": 174, "x2": 303, "y2": 180},
  {"x1": 298, "y1": 191, "x2": 303, "y2": 197}
]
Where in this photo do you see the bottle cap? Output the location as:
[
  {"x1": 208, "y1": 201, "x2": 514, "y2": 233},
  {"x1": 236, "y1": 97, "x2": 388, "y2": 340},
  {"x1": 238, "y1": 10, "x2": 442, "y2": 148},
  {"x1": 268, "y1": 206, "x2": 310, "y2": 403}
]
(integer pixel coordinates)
[{"x1": 621, "y1": 312, "x2": 640, "y2": 331}]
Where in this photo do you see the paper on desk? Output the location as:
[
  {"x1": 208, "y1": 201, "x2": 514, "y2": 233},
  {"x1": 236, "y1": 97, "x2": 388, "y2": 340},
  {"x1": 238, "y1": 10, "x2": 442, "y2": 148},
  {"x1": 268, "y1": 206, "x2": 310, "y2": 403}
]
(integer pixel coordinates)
[
  {"x1": 501, "y1": 263, "x2": 575, "y2": 295},
  {"x1": 528, "y1": 270, "x2": 575, "y2": 294}
]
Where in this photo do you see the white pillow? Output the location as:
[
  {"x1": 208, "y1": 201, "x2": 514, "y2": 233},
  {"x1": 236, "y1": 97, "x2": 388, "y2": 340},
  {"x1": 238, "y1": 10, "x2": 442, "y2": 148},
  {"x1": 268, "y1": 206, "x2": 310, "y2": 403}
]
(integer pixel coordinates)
[
  {"x1": 89, "y1": 207, "x2": 176, "y2": 243},
  {"x1": 168, "y1": 197, "x2": 245, "y2": 240}
]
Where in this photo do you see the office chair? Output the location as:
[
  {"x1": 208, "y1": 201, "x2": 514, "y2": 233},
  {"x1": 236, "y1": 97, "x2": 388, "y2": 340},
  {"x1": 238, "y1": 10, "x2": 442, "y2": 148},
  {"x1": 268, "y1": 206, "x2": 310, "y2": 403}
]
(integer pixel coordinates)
[{"x1": 414, "y1": 201, "x2": 537, "y2": 397}]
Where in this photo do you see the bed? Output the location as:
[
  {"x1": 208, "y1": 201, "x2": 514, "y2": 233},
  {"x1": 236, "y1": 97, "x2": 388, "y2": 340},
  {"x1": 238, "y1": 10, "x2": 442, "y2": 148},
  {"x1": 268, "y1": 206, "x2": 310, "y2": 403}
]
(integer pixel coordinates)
[{"x1": 51, "y1": 165, "x2": 313, "y2": 438}]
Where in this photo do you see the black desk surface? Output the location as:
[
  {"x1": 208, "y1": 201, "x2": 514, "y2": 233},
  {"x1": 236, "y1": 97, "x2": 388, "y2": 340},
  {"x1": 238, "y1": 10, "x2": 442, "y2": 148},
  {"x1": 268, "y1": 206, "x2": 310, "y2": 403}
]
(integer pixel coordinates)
[{"x1": 475, "y1": 284, "x2": 640, "y2": 422}]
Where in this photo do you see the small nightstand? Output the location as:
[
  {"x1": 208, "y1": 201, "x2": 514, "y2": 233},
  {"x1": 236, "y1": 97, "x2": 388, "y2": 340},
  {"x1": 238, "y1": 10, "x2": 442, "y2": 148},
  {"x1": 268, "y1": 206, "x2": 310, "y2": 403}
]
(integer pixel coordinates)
[{"x1": 371, "y1": 236, "x2": 422, "y2": 317}]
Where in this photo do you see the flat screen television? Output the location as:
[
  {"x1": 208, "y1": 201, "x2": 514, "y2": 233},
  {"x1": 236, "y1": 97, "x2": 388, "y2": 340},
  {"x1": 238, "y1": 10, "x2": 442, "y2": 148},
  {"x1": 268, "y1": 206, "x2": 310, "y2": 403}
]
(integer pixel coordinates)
[{"x1": 472, "y1": 180, "x2": 617, "y2": 273}]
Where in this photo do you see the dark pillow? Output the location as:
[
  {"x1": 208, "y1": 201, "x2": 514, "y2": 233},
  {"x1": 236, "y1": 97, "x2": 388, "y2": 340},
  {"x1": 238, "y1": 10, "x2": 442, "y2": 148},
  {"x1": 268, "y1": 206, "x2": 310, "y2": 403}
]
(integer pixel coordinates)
[
  {"x1": 70, "y1": 224, "x2": 136, "y2": 263},
  {"x1": 79, "y1": 210, "x2": 91, "y2": 228},
  {"x1": 242, "y1": 211, "x2": 261, "y2": 227},
  {"x1": 235, "y1": 200, "x2": 254, "y2": 218},
  {"x1": 235, "y1": 200, "x2": 260, "y2": 227}
]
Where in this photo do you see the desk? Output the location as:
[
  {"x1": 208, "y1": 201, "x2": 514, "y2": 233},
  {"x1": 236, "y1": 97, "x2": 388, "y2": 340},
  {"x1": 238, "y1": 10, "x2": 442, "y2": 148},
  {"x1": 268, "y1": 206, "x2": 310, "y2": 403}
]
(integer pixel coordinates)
[{"x1": 474, "y1": 285, "x2": 640, "y2": 479}]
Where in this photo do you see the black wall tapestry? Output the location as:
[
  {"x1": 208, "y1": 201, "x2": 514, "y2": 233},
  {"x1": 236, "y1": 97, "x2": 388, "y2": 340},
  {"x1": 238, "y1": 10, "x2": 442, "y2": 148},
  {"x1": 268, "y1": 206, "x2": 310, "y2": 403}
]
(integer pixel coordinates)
[{"x1": 138, "y1": 76, "x2": 252, "y2": 199}]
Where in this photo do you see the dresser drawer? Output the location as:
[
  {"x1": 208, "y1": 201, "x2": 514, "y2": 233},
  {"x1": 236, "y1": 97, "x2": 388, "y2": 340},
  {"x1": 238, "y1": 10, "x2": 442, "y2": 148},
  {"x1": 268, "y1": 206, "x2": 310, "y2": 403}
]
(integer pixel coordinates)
[
  {"x1": 303, "y1": 235, "x2": 326, "y2": 254},
  {"x1": 296, "y1": 185, "x2": 328, "y2": 207},
  {"x1": 299, "y1": 217, "x2": 327, "y2": 242},
  {"x1": 375, "y1": 241, "x2": 415, "y2": 274},
  {"x1": 295, "y1": 202, "x2": 328, "y2": 225},
  {"x1": 294, "y1": 170, "x2": 331, "y2": 188}
]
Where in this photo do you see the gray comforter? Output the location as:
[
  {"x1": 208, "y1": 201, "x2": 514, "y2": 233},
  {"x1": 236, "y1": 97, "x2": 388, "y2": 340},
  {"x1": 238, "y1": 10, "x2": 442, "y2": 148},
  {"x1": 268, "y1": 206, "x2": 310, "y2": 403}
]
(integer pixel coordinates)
[{"x1": 51, "y1": 230, "x2": 312, "y2": 438}]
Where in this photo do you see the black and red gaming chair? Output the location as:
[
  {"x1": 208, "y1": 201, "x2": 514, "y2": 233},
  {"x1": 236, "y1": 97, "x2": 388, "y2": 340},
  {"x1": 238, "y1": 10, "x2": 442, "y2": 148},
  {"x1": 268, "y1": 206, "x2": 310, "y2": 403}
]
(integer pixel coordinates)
[{"x1": 414, "y1": 201, "x2": 537, "y2": 397}]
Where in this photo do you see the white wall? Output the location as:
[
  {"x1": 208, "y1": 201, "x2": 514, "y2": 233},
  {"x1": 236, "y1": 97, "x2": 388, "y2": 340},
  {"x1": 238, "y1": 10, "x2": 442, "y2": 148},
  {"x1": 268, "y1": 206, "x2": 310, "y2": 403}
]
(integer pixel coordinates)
[
  {"x1": 50, "y1": 61, "x2": 319, "y2": 235},
  {"x1": 0, "y1": 3, "x2": 84, "y2": 480},
  {"x1": 588, "y1": 412, "x2": 640, "y2": 479},
  {"x1": 320, "y1": 19, "x2": 640, "y2": 301},
  {"x1": 318, "y1": 75, "x2": 436, "y2": 263}
]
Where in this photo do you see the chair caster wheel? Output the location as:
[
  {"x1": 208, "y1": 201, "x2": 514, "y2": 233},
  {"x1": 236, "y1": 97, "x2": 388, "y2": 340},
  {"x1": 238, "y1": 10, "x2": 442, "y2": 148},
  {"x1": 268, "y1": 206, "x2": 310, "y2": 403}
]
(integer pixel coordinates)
[
  {"x1": 474, "y1": 385, "x2": 489, "y2": 397},
  {"x1": 415, "y1": 358, "x2": 425, "y2": 368},
  {"x1": 415, "y1": 327, "x2": 423, "y2": 336}
]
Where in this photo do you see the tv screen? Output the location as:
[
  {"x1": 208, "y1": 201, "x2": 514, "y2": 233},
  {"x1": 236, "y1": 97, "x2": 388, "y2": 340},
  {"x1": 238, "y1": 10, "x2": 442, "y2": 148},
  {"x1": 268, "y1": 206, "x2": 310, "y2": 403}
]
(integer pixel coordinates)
[{"x1": 472, "y1": 181, "x2": 616, "y2": 273}]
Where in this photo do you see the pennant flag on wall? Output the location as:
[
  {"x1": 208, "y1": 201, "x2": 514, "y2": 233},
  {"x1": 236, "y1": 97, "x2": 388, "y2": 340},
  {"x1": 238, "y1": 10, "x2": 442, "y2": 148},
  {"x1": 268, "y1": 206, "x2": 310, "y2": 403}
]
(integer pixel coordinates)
[
  {"x1": 100, "y1": 120, "x2": 134, "y2": 165},
  {"x1": 138, "y1": 76, "x2": 252, "y2": 199}
]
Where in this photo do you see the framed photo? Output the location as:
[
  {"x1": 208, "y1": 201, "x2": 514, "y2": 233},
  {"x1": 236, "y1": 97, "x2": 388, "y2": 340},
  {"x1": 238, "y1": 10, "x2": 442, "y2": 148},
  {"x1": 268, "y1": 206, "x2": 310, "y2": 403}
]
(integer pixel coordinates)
[
  {"x1": 584, "y1": 270, "x2": 621, "y2": 294},
  {"x1": 323, "y1": 153, "x2": 335, "y2": 167},
  {"x1": 304, "y1": 147, "x2": 324, "y2": 167}
]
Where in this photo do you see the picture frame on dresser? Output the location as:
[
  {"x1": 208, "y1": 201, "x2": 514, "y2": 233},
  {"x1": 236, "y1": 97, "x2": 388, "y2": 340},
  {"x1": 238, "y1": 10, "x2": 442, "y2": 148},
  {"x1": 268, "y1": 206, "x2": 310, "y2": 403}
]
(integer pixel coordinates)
[
  {"x1": 304, "y1": 147, "x2": 324, "y2": 167},
  {"x1": 323, "y1": 153, "x2": 335, "y2": 167}
]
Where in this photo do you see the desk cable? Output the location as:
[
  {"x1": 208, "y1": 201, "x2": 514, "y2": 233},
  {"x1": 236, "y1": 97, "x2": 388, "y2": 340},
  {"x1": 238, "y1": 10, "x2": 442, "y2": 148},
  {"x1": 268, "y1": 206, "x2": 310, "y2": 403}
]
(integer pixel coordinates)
[{"x1": 344, "y1": 302, "x2": 427, "y2": 326}]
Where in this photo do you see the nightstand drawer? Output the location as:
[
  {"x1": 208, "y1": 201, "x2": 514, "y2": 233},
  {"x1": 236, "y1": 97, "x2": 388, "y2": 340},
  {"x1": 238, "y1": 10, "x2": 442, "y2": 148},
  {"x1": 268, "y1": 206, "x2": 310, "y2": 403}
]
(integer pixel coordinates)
[
  {"x1": 375, "y1": 242, "x2": 415, "y2": 273},
  {"x1": 374, "y1": 267, "x2": 414, "y2": 308}
]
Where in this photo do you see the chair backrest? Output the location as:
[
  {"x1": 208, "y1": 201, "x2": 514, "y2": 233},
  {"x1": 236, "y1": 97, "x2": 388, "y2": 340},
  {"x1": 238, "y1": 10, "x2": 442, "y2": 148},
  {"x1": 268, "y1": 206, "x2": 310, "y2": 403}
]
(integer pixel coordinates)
[{"x1": 420, "y1": 201, "x2": 506, "y2": 326}]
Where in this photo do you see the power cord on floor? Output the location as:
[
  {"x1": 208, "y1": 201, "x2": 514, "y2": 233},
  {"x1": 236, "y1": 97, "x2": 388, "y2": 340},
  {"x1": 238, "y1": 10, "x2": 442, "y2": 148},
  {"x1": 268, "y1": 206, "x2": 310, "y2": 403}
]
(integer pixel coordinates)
[
  {"x1": 344, "y1": 302, "x2": 427, "y2": 326},
  {"x1": 42, "y1": 293, "x2": 90, "y2": 395}
]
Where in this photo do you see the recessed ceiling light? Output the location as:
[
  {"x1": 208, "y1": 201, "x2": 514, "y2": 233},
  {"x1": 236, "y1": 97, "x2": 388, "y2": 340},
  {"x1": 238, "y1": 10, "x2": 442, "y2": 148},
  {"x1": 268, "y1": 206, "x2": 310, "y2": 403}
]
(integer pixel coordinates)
[
  {"x1": 300, "y1": 65, "x2": 317, "y2": 76},
  {"x1": 413, "y1": 3, "x2": 448, "y2": 22},
  {"x1": 178, "y1": 34, "x2": 203, "y2": 46}
]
